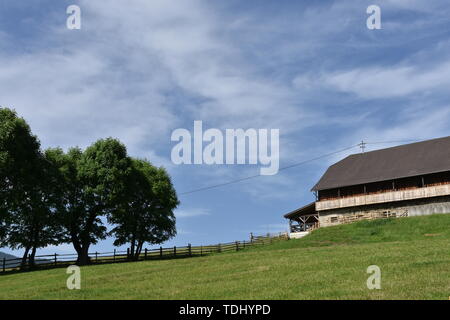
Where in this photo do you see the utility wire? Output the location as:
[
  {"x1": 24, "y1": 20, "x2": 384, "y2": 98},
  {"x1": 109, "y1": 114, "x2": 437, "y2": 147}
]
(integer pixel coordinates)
[
  {"x1": 179, "y1": 144, "x2": 359, "y2": 196},
  {"x1": 365, "y1": 139, "x2": 421, "y2": 145},
  {"x1": 178, "y1": 138, "x2": 427, "y2": 196}
]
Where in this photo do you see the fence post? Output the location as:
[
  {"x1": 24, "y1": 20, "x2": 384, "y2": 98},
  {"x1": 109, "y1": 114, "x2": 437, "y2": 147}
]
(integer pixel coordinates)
[
  {"x1": 2, "y1": 257, "x2": 5, "y2": 272},
  {"x1": 113, "y1": 249, "x2": 116, "y2": 262},
  {"x1": 235, "y1": 241, "x2": 239, "y2": 251},
  {"x1": 145, "y1": 248, "x2": 148, "y2": 260},
  {"x1": 54, "y1": 253, "x2": 57, "y2": 266},
  {"x1": 127, "y1": 248, "x2": 130, "y2": 260},
  {"x1": 218, "y1": 243, "x2": 221, "y2": 253},
  {"x1": 188, "y1": 244, "x2": 192, "y2": 257},
  {"x1": 200, "y1": 246, "x2": 203, "y2": 256},
  {"x1": 174, "y1": 246, "x2": 176, "y2": 257},
  {"x1": 160, "y1": 246, "x2": 163, "y2": 259},
  {"x1": 95, "y1": 252, "x2": 98, "y2": 263}
]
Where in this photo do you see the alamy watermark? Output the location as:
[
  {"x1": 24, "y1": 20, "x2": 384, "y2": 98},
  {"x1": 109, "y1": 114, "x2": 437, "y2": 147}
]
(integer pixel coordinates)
[
  {"x1": 171, "y1": 121, "x2": 279, "y2": 175},
  {"x1": 66, "y1": 265, "x2": 81, "y2": 290},
  {"x1": 66, "y1": 5, "x2": 81, "y2": 30},
  {"x1": 367, "y1": 5, "x2": 381, "y2": 30},
  {"x1": 366, "y1": 265, "x2": 381, "y2": 289}
]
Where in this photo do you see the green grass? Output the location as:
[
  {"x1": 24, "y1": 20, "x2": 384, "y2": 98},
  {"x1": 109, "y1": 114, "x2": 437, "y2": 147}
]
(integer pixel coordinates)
[{"x1": 1, "y1": 214, "x2": 450, "y2": 300}]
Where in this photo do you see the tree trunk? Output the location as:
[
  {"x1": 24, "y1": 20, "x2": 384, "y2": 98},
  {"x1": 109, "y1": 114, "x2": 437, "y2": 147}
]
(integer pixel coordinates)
[
  {"x1": 135, "y1": 241, "x2": 144, "y2": 261},
  {"x1": 76, "y1": 245, "x2": 91, "y2": 265},
  {"x1": 130, "y1": 237, "x2": 136, "y2": 260},
  {"x1": 29, "y1": 246, "x2": 37, "y2": 268},
  {"x1": 20, "y1": 246, "x2": 31, "y2": 270}
]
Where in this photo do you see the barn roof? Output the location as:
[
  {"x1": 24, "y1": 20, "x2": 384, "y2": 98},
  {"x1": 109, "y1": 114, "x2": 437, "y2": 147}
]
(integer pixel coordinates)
[
  {"x1": 312, "y1": 136, "x2": 450, "y2": 191},
  {"x1": 283, "y1": 202, "x2": 316, "y2": 219}
]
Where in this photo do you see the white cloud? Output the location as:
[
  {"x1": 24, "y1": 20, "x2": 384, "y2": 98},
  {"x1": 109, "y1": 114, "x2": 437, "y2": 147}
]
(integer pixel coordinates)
[
  {"x1": 175, "y1": 208, "x2": 211, "y2": 219},
  {"x1": 323, "y1": 61, "x2": 450, "y2": 99}
]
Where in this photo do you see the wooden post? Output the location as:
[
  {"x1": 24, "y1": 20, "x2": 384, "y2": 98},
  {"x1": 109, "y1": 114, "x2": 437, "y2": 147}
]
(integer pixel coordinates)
[
  {"x1": 235, "y1": 241, "x2": 239, "y2": 251},
  {"x1": 200, "y1": 246, "x2": 203, "y2": 256},
  {"x1": 144, "y1": 248, "x2": 148, "y2": 260},
  {"x1": 127, "y1": 248, "x2": 130, "y2": 260},
  {"x1": 160, "y1": 246, "x2": 163, "y2": 259},
  {"x1": 188, "y1": 244, "x2": 192, "y2": 257},
  {"x1": 95, "y1": 252, "x2": 98, "y2": 263},
  {"x1": 174, "y1": 246, "x2": 176, "y2": 257},
  {"x1": 113, "y1": 249, "x2": 116, "y2": 262},
  {"x1": 2, "y1": 257, "x2": 5, "y2": 272},
  {"x1": 218, "y1": 243, "x2": 221, "y2": 253},
  {"x1": 54, "y1": 253, "x2": 57, "y2": 266}
]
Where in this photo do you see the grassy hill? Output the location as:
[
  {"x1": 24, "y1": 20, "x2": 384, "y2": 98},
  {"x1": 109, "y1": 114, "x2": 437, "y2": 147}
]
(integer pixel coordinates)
[{"x1": 1, "y1": 214, "x2": 450, "y2": 300}]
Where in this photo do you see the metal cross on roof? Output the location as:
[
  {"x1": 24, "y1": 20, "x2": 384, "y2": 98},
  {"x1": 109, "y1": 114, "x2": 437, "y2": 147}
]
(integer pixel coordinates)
[{"x1": 358, "y1": 140, "x2": 367, "y2": 153}]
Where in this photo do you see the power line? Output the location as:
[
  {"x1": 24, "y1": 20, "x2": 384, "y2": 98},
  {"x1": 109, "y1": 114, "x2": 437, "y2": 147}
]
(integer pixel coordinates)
[
  {"x1": 179, "y1": 144, "x2": 359, "y2": 196},
  {"x1": 178, "y1": 138, "x2": 428, "y2": 196},
  {"x1": 365, "y1": 139, "x2": 420, "y2": 145}
]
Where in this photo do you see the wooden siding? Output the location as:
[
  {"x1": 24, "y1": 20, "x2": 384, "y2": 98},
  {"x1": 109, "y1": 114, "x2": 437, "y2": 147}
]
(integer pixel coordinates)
[{"x1": 316, "y1": 183, "x2": 450, "y2": 211}]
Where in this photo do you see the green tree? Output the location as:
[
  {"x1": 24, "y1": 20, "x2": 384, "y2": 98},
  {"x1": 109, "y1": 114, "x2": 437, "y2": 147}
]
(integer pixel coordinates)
[
  {"x1": 109, "y1": 159, "x2": 178, "y2": 260},
  {"x1": 0, "y1": 108, "x2": 63, "y2": 268},
  {"x1": 47, "y1": 139, "x2": 131, "y2": 265}
]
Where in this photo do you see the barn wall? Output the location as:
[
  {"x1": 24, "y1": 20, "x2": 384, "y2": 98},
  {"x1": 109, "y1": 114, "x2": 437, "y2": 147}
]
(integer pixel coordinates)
[
  {"x1": 316, "y1": 184, "x2": 450, "y2": 211},
  {"x1": 318, "y1": 196, "x2": 450, "y2": 227}
]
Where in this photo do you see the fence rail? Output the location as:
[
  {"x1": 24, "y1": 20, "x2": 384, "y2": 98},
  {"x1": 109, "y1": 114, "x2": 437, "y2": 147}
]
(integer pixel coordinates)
[{"x1": 1, "y1": 232, "x2": 289, "y2": 274}]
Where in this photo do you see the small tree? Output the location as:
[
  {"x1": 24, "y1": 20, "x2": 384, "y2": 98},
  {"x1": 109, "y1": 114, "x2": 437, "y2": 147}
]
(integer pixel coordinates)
[{"x1": 109, "y1": 159, "x2": 178, "y2": 260}]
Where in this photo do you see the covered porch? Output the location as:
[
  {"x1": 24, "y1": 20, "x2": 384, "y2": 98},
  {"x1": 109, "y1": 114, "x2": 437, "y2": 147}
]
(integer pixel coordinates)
[{"x1": 284, "y1": 202, "x2": 319, "y2": 234}]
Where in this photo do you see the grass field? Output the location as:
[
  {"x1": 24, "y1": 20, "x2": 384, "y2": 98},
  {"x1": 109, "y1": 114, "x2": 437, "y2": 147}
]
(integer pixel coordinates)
[{"x1": 1, "y1": 214, "x2": 450, "y2": 300}]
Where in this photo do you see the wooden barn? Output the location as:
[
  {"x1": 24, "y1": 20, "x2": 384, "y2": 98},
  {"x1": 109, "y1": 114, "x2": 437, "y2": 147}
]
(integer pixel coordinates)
[{"x1": 285, "y1": 136, "x2": 450, "y2": 236}]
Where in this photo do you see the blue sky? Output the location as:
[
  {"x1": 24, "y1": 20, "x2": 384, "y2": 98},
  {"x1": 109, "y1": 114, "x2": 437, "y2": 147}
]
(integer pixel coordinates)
[{"x1": 1, "y1": 0, "x2": 450, "y2": 256}]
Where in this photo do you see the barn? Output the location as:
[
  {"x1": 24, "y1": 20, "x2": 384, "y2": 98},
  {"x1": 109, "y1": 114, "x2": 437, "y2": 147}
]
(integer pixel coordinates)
[{"x1": 285, "y1": 136, "x2": 450, "y2": 237}]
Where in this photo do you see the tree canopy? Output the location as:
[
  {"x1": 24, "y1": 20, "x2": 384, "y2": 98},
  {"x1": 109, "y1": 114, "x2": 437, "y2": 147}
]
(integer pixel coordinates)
[
  {"x1": 0, "y1": 108, "x2": 63, "y2": 267},
  {"x1": 109, "y1": 159, "x2": 178, "y2": 260},
  {"x1": 0, "y1": 107, "x2": 179, "y2": 266}
]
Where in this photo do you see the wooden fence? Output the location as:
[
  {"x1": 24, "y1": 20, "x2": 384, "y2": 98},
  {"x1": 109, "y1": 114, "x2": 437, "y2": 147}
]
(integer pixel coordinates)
[{"x1": 1, "y1": 232, "x2": 289, "y2": 274}]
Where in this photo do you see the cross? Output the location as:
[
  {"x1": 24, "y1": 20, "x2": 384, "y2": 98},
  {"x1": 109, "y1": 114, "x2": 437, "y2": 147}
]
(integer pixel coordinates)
[{"x1": 359, "y1": 140, "x2": 367, "y2": 153}]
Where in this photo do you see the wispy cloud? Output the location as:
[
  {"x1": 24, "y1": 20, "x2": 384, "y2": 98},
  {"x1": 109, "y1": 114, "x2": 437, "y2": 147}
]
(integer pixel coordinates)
[
  {"x1": 323, "y1": 61, "x2": 450, "y2": 99},
  {"x1": 175, "y1": 208, "x2": 211, "y2": 219}
]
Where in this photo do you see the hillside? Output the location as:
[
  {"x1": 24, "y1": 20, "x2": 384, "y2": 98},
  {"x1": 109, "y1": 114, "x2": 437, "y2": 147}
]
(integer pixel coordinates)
[
  {"x1": 0, "y1": 252, "x2": 17, "y2": 261},
  {"x1": 1, "y1": 214, "x2": 450, "y2": 300}
]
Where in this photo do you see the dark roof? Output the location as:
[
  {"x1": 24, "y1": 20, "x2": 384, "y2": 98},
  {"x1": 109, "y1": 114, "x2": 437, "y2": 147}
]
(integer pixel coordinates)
[
  {"x1": 312, "y1": 136, "x2": 450, "y2": 191},
  {"x1": 283, "y1": 202, "x2": 316, "y2": 219}
]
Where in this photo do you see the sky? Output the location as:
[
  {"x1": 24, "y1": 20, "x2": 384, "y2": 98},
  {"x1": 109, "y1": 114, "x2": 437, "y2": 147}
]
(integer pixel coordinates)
[{"x1": 1, "y1": 0, "x2": 450, "y2": 257}]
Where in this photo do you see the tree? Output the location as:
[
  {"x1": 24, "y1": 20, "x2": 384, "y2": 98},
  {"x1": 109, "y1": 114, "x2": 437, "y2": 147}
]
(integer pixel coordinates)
[
  {"x1": 47, "y1": 139, "x2": 131, "y2": 265},
  {"x1": 109, "y1": 159, "x2": 178, "y2": 260},
  {"x1": 0, "y1": 108, "x2": 63, "y2": 268}
]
